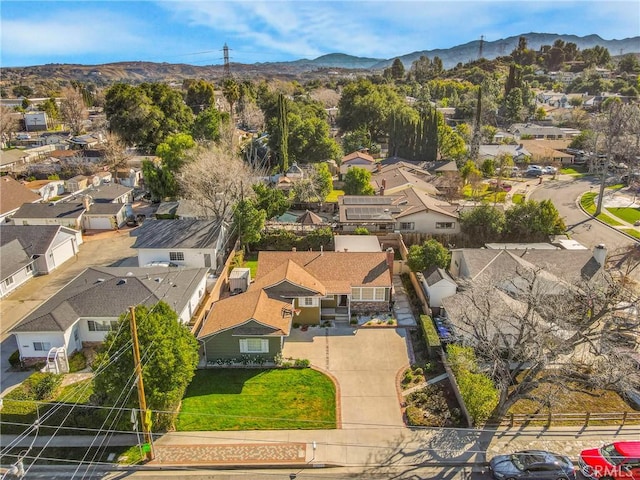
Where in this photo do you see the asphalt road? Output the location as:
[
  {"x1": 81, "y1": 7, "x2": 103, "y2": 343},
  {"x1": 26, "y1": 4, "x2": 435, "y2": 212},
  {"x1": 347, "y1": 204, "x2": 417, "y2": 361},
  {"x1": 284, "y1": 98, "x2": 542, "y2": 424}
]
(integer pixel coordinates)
[{"x1": 530, "y1": 176, "x2": 637, "y2": 252}]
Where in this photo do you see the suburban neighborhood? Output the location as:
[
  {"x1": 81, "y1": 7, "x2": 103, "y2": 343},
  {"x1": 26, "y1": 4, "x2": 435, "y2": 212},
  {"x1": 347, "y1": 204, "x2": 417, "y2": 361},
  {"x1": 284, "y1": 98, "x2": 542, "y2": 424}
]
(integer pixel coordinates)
[{"x1": 1, "y1": 10, "x2": 640, "y2": 479}]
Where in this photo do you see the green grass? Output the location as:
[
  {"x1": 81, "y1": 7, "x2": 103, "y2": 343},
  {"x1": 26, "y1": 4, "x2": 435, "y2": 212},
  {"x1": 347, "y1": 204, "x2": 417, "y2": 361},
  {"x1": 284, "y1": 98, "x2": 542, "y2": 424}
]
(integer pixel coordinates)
[
  {"x1": 67, "y1": 351, "x2": 87, "y2": 373},
  {"x1": 580, "y1": 192, "x2": 625, "y2": 227},
  {"x1": 560, "y1": 166, "x2": 587, "y2": 176},
  {"x1": 512, "y1": 193, "x2": 525, "y2": 204},
  {"x1": 176, "y1": 369, "x2": 336, "y2": 431},
  {"x1": 0, "y1": 445, "x2": 143, "y2": 466},
  {"x1": 621, "y1": 229, "x2": 640, "y2": 239},
  {"x1": 607, "y1": 207, "x2": 640, "y2": 225},
  {"x1": 243, "y1": 252, "x2": 258, "y2": 278},
  {"x1": 606, "y1": 183, "x2": 624, "y2": 190},
  {"x1": 325, "y1": 189, "x2": 344, "y2": 203}
]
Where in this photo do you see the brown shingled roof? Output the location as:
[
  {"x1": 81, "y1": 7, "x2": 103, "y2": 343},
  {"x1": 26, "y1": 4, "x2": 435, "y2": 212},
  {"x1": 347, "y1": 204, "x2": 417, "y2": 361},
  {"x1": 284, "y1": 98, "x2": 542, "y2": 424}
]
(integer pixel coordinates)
[
  {"x1": 0, "y1": 177, "x2": 41, "y2": 216},
  {"x1": 252, "y1": 259, "x2": 326, "y2": 295},
  {"x1": 198, "y1": 290, "x2": 292, "y2": 339}
]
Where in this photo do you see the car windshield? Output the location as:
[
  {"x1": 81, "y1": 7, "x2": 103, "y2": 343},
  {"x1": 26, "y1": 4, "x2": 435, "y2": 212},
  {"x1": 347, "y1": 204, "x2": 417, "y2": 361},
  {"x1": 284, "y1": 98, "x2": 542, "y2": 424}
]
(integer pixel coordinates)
[
  {"x1": 600, "y1": 444, "x2": 625, "y2": 466},
  {"x1": 511, "y1": 453, "x2": 546, "y2": 470}
]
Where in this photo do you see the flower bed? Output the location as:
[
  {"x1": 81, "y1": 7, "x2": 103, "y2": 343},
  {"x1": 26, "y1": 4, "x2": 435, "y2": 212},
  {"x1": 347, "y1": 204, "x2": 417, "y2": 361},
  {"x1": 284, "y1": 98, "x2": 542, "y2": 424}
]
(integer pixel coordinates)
[{"x1": 355, "y1": 313, "x2": 397, "y2": 327}]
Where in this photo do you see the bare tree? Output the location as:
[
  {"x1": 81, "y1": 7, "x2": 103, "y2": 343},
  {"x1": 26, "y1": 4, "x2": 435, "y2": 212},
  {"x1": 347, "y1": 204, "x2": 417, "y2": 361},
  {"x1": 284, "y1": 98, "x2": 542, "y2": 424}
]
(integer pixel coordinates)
[
  {"x1": 59, "y1": 86, "x2": 88, "y2": 135},
  {"x1": 178, "y1": 145, "x2": 255, "y2": 223},
  {"x1": 101, "y1": 132, "x2": 131, "y2": 173},
  {"x1": 444, "y1": 264, "x2": 640, "y2": 417},
  {"x1": 0, "y1": 106, "x2": 19, "y2": 145}
]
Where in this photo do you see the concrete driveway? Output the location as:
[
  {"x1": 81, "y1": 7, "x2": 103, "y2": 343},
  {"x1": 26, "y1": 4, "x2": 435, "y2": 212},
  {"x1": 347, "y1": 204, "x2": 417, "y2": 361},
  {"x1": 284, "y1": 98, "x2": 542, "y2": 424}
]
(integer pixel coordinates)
[{"x1": 283, "y1": 326, "x2": 411, "y2": 429}]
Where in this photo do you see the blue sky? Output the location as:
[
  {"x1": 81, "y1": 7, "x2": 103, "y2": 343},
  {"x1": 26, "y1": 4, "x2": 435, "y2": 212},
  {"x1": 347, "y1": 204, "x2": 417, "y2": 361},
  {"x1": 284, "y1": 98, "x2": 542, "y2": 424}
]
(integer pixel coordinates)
[{"x1": 1, "y1": 1, "x2": 638, "y2": 67}]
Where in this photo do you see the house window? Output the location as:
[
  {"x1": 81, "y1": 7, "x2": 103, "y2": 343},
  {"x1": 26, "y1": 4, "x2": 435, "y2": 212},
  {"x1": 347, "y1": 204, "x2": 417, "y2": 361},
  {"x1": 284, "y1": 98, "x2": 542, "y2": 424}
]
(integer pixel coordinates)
[
  {"x1": 399, "y1": 222, "x2": 415, "y2": 231},
  {"x1": 26, "y1": 264, "x2": 34, "y2": 274},
  {"x1": 4, "y1": 276, "x2": 14, "y2": 287},
  {"x1": 169, "y1": 252, "x2": 184, "y2": 261},
  {"x1": 301, "y1": 297, "x2": 317, "y2": 307},
  {"x1": 436, "y1": 222, "x2": 455, "y2": 229},
  {"x1": 88, "y1": 320, "x2": 116, "y2": 332},
  {"x1": 33, "y1": 342, "x2": 51, "y2": 351},
  {"x1": 239, "y1": 338, "x2": 269, "y2": 354},
  {"x1": 374, "y1": 288, "x2": 386, "y2": 301},
  {"x1": 351, "y1": 287, "x2": 387, "y2": 302},
  {"x1": 361, "y1": 287, "x2": 374, "y2": 300}
]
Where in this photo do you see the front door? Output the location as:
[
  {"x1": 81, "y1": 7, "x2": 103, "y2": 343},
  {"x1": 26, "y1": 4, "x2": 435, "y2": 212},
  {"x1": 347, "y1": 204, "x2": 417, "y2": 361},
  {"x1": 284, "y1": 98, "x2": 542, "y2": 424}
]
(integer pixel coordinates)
[{"x1": 339, "y1": 295, "x2": 348, "y2": 307}]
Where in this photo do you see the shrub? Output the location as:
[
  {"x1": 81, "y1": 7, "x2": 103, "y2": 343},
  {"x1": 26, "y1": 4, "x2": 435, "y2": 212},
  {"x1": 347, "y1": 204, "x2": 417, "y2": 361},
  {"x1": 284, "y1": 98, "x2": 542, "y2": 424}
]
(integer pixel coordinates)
[
  {"x1": 293, "y1": 323, "x2": 300, "y2": 329},
  {"x1": 293, "y1": 358, "x2": 310, "y2": 368},
  {"x1": 68, "y1": 351, "x2": 87, "y2": 373},
  {"x1": 412, "y1": 367, "x2": 424, "y2": 376},
  {"x1": 24, "y1": 372, "x2": 63, "y2": 400},
  {"x1": 402, "y1": 370, "x2": 414, "y2": 385},
  {"x1": 420, "y1": 315, "x2": 441, "y2": 358},
  {"x1": 447, "y1": 345, "x2": 498, "y2": 425},
  {"x1": 8, "y1": 350, "x2": 21, "y2": 368}
]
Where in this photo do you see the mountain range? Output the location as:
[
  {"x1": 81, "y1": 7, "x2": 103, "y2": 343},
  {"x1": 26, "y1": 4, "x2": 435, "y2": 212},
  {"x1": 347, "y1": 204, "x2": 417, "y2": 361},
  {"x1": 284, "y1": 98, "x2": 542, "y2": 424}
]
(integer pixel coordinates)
[{"x1": 3, "y1": 33, "x2": 639, "y2": 85}]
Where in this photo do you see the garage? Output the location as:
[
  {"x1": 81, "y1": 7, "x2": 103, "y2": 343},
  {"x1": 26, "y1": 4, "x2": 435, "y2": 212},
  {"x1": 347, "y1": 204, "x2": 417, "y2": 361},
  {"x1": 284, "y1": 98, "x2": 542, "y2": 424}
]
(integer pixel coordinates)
[{"x1": 83, "y1": 203, "x2": 126, "y2": 230}]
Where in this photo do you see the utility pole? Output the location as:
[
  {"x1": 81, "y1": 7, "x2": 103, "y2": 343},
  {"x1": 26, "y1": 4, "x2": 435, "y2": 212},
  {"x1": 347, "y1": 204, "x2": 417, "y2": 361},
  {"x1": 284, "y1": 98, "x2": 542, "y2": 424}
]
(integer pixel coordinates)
[
  {"x1": 129, "y1": 306, "x2": 154, "y2": 461},
  {"x1": 478, "y1": 35, "x2": 485, "y2": 60},
  {"x1": 223, "y1": 43, "x2": 231, "y2": 78}
]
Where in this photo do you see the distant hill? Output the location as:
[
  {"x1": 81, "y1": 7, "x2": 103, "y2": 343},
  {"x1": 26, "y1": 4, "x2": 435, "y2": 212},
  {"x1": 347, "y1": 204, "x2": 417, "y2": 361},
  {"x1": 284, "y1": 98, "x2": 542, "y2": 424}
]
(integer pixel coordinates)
[
  {"x1": 2, "y1": 33, "x2": 638, "y2": 86},
  {"x1": 372, "y1": 33, "x2": 640, "y2": 70}
]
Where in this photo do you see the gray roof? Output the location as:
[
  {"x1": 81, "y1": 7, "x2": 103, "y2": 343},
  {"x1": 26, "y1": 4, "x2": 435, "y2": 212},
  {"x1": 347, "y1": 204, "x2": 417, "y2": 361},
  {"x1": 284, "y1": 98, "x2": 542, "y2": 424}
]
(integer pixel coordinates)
[
  {"x1": 86, "y1": 203, "x2": 126, "y2": 215},
  {"x1": 85, "y1": 184, "x2": 132, "y2": 203},
  {"x1": 132, "y1": 219, "x2": 223, "y2": 249},
  {"x1": 0, "y1": 239, "x2": 33, "y2": 281},
  {"x1": 424, "y1": 266, "x2": 455, "y2": 287},
  {"x1": 11, "y1": 266, "x2": 209, "y2": 333},
  {"x1": 0, "y1": 225, "x2": 65, "y2": 255},
  {"x1": 12, "y1": 202, "x2": 85, "y2": 219}
]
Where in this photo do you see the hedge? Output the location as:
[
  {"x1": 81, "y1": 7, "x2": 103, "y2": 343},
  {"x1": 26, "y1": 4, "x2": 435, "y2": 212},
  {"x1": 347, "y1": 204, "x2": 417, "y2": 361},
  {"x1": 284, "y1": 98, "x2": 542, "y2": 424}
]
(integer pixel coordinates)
[
  {"x1": 419, "y1": 315, "x2": 441, "y2": 358},
  {"x1": 446, "y1": 345, "x2": 498, "y2": 425}
]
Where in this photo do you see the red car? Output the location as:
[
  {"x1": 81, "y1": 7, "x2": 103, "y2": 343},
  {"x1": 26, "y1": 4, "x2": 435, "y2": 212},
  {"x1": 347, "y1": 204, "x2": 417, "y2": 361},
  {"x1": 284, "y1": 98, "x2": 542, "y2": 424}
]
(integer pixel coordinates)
[{"x1": 578, "y1": 441, "x2": 640, "y2": 479}]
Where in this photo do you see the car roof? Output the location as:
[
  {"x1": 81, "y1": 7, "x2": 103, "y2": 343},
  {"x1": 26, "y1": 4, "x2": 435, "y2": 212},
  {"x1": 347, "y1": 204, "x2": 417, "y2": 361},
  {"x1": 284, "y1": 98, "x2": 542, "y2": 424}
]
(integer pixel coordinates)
[{"x1": 613, "y1": 441, "x2": 640, "y2": 456}]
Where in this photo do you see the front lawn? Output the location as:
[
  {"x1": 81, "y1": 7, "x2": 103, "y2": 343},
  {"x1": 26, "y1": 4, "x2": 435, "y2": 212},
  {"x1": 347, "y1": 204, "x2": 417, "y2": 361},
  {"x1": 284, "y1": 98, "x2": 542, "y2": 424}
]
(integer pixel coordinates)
[
  {"x1": 580, "y1": 192, "x2": 624, "y2": 227},
  {"x1": 176, "y1": 369, "x2": 336, "y2": 431},
  {"x1": 608, "y1": 207, "x2": 640, "y2": 225},
  {"x1": 512, "y1": 193, "x2": 525, "y2": 204},
  {"x1": 621, "y1": 228, "x2": 640, "y2": 239},
  {"x1": 243, "y1": 253, "x2": 258, "y2": 278}
]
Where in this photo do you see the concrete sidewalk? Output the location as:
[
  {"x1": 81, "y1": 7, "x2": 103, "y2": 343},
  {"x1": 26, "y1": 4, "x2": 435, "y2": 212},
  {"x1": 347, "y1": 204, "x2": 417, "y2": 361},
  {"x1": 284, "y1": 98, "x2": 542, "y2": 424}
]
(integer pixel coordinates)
[{"x1": 3, "y1": 425, "x2": 638, "y2": 468}]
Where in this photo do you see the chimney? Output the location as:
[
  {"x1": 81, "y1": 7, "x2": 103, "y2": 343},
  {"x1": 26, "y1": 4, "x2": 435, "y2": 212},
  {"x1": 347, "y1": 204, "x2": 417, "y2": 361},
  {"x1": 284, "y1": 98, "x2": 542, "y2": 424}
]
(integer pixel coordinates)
[
  {"x1": 380, "y1": 178, "x2": 386, "y2": 196},
  {"x1": 386, "y1": 247, "x2": 394, "y2": 283},
  {"x1": 82, "y1": 195, "x2": 91, "y2": 212},
  {"x1": 593, "y1": 243, "x2": 607, "y2": 267}
]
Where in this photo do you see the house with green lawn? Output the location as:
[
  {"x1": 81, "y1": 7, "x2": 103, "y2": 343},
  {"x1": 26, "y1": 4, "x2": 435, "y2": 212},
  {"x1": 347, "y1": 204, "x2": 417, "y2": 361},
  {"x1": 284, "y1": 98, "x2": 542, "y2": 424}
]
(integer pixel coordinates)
[{"x1": 198, "y1": 249, "x2": 394, "y2": 361}]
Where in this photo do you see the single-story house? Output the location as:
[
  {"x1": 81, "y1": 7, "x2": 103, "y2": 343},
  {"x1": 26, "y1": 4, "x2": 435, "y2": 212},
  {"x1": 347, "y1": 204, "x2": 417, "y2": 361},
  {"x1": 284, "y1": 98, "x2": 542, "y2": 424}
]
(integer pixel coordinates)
[
  {"x1": 340, "y1": 151, "x2": 376, "y2": 175},
  {"x1": 370, "y1": 163, "x2": 438, "y2": 196},
  {"x1": 11, "y1": 266, "x2": 209, "y2": 363},
  {"x1": 115, "y1": 168, "x2": 142, "y2": 188},
  {"x1": 478, "y1": 144, "x2": 531, "y2": 164},
  {"x1": 338, "y1": 187, "x2": 459, "y2": 235},
  {"x1": 0, "y1": 176, "x2": 42, "y2": 222},
  {"x1": 132, "y1": 219, "x2": 228, "y2": 271},
  {"x1": 0, "y1": 225, "x2": 82, "y2": 298},
  {"x1": 11, "y1": 202, "x2": 85, "y2": 230},
  {"x1": 155, "y1": 200, "x2": 208, "y2": 220},
  {"x1": 198, "y1": 249, "x2": 394, "y2": 361},
  {"x1": 0, "y1": 149, "x2": 30, "y2": 173},
  {"x1": 518, "y1": 139, "x2": 574, "y2": 165},
  {"x1": 510, "y1": 124, "x2": 566, "y2": 140},
  {"x1": 85, "y1": 184, "x2": 133, "y2": 204}
]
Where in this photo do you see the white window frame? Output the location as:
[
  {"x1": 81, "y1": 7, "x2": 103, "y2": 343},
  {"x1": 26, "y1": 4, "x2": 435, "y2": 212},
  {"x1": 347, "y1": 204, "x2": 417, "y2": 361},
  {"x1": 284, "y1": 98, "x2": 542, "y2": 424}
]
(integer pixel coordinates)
[
  {"x1": 399, "y1": 222, "x2": 415, "y2": 231},
  {"x1": 169, "y1": 251, "x2": 185, "y2": 261},
  {"x1": 26, "y1": 264, "x2": 34, "y2": 274},
  {"x1": 88, "y1": 320, "x2": 117, "y2": 332},
  {"x1": 4, "y1": 276, "x2": 14, "y2": 287},
  {"x1": 351, "y1": 287, "x2": 388, "y2": 302},
  {"x1": 239, "y1": 338, "x2": 269, "y2": 354},
  {"x1": 301, "y1": 297, "x2": 318, "y2": 307},
  {"x1": 436, "y1": 222, "x2": 455, "y2": 229},
  {"x1": 33, "y1": 342, "x2": 51, "y2": 351}
]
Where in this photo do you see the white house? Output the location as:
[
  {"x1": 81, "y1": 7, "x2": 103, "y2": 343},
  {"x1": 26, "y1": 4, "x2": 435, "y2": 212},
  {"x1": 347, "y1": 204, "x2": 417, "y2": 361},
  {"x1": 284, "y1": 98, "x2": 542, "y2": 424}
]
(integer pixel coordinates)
[
  {"x1": 0, "y1": 225, "x2": 82, "y2": 298},
  {"x1": 10, "y1": 266, "x2": 209, "y2": 362},
  {"x1": 419, "y1": 266, "x2": 457, "y2": 310},
  {"x1": 132, "y1": 219, "x2": 228, "y2": 271},
  {"x1": 24, "y1": 179, "x2": 66, "y2": 202},
  {"x1": 11, "y1": 202, "x2": 85, "y2": 229}
]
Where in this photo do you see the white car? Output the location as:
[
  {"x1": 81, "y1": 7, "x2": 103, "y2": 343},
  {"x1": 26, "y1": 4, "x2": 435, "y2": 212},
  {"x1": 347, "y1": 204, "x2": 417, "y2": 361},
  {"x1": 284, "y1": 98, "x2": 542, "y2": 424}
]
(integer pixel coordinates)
[
  {"x1": 542, "y1": 166, "x2": 557, "y2": 175},
  {"x1": 16, "y1": 133, "x2": 31, "y2": 140}
]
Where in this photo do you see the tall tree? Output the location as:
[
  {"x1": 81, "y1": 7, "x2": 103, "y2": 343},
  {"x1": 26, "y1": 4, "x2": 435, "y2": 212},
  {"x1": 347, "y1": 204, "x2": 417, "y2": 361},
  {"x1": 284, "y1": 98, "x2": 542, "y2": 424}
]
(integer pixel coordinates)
[
  {"x1": 191, "y1": 107, "x2": 224, "y2": 142},
  {"x1": 406, "y1": 239, "x2": 450, "y2": 272},
  {"x1": 252, "y1": 183, "x2": 290, "y2": 219},
  {"x1": 389, "y1": 58, "x2": 406, "y2": 80},
  {"x1": 233, "y1": 198, "x2": 266, "y2": 252},
  {"x1": 222, "y1": 78, "x2": 241, "y2": 117},
  {"x1": 277, "y1": 93, "x2": 289, "y2": 172},
  {"x1": 59, "y1": 86, "x2": 88, "y2": 135},
  {"x1": 155, "y1": 133, "x2": 196, "y2": 172},
  {"x1": 184, "y1": 79, "x2": 215, "y2": 114},
  {"x1": 459, "y1": 204, "x2": 506, "y2": 246},
  {"x1": 92, "y1": 302, "x2": 199, "y2": 430}
]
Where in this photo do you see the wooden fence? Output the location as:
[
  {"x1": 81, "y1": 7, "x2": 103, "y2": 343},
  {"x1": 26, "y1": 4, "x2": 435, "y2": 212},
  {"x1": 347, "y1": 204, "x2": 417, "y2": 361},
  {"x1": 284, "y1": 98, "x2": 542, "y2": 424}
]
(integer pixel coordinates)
[{"x1": 488, "y1": 411, "x2": 640, "y2": 428}]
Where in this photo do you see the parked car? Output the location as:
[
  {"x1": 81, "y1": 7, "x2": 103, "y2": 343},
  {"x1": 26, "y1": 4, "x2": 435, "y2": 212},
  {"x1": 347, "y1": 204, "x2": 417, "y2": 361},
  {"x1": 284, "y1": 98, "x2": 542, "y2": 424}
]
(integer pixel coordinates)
[
  {"x1": 490, "y1": 450, "x2": 576, "y2": 479},
  {"x1": 542, "y1": 166, "x2": 557, "y2": 175},
  {"x1": 16, "y1": 133, "x2": 31, "y2": 140},
  {"x1": 579, "y1": 441, "x2": 640, "y2": 479}
]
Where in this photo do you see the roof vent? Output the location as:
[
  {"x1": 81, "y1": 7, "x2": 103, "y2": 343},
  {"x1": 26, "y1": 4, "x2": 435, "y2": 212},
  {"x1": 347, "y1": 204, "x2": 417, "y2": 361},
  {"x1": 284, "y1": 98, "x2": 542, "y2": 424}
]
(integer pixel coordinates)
[
  {"x1": 96, "y1": 278, "x2": 105, "y2": 283},
  {"x1": 126, "y1": 272, "x2": 133, "y2": 277},
  {"x1": 117, "y1": 279, "x2": 127, "y2": 285},
  {"x1": 154, "y1": 278, "x2": 162, "y2": 283}
]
